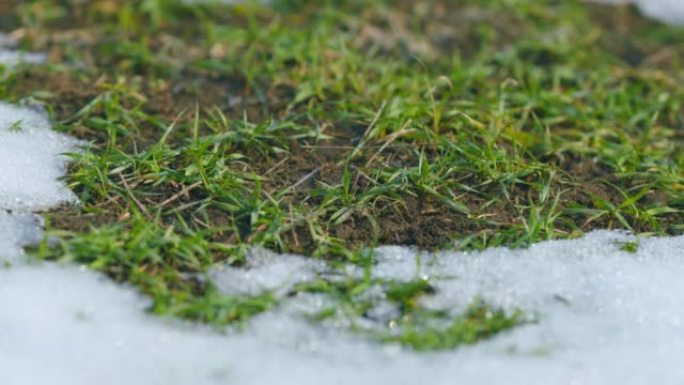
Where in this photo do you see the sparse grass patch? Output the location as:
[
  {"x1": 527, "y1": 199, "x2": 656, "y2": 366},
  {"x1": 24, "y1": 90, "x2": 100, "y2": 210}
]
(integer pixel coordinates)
[
  {"x1": 380, "y1": 301, "x2": 525, "y2": 352},
  {"x1": 35, "y1": 213, "x2": 276, "y2": 325}
]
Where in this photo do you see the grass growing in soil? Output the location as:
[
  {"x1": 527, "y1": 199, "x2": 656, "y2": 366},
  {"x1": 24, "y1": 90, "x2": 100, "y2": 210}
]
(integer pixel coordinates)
[{"x1": 2, "y1": 0, "x2": 684, "y2": 349}]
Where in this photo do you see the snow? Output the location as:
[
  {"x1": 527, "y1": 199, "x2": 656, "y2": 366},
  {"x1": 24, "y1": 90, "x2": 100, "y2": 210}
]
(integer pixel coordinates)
[
  {"x1": 0, "y1": 211, "x2": 44, "y2": 261},
  {"x1": 0, "y1": 103, "x2": 79, "y2": 213},
  {"x1": 590, "y1": 0, "x2": 684, "y2": 25},
  {"x1": 2, "y1": 19, "x2": 684, "y2": 385},
  {"x1": 0, "y1": 100, "x2": 78, "y2": 263},
  {"x1": 0, "y1": 51, "x2": 47, "y2": 68},
  {"x1": 3, "y1": 232, "x2": 684, "y2": 385},
  {"x1": 0, "y1": 33, "x2": 46, "y2": 68},
  {"x1": 208, "y1": 232, "x2": 684, "y2": 385},
  {"x1": 0, "y1": 99, "x2": 79, "y2": 264},
  {"x1": 209, "y1": 248, "x2": 327, "y2": 297},
  {"x1": 635, "y1": 0, "x2": 684, "y2": 25}
]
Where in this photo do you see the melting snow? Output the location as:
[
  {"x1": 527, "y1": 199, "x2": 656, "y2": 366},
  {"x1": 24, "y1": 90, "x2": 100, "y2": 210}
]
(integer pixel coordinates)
[
  {"x1": 0, "y1": 101, "x2": 78, "y2": 262},
  {"x1": 2, "y1": 232, "x2": 684, "y2": 385},
  {"x1": 0, "y1": 50, "x2": 47, "y2": 68},
  {"x1": 0, "y1": 212, "x2": 43, "y2": 262},
  {"x1": 209, "y1": 248, "x2": 327, "y2": 297},
  {"x1": 0, "y1": 33, "x2": 46, "y2": 68},
  {"x1": 0, "y1": 38, "x2": 78, "y2": 258},
  {"x1": 0, "y1": 103, "x2": 79, "y2": 213},
  {"x1": 590, "y1": 0, "x2": 684, "y2": 25},
  {"x1": 209, "y1": 233, "x2": 684, "y2": 385},
  {"x1": 2, "y1": 22, "x2": 684, "y2": 385}
]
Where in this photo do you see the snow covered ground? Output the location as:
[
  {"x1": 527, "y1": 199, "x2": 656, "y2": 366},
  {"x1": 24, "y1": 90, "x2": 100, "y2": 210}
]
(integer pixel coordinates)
[{"x1": 2, "y1": 3, "x2": 684, "y2": 382}]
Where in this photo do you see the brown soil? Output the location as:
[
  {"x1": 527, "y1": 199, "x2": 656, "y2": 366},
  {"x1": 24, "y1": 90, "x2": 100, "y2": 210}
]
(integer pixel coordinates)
[{"x1": 5, "y1": 68, "x2": 275, "y2": 145}]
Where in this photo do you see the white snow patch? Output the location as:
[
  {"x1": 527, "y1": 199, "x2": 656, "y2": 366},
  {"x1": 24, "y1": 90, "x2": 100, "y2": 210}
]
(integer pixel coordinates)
[
  {"x1": 2, "y1": 233, "x2": 684, "y2": 384},
  {"x1": 590, "y1": 0, "x2": 684, "y2": 25},
  {"x1": 209, "y1": 247, "x2": 327, "y2": 296},
  {"x1": 0, "y1": 50, "x2": 47, "y2": 67},
  {"x1": 0, "y1": 211, "x2": 44, "y2": 261},
  {"x1": 0, "y1": 33, "x2": 47, "y2": 68},
  {"x1": 0, "y1": 101, "x2": 78, "y2": 263},
  {"x1": 0, "y1": 103, "x2": 79, "y2": 213},
  {"x1": 207, "y1": 232, "x2": 684, "y2": 385},
  {"x1": 0, "y1": 265, "x2": 235, "y2": 385}
]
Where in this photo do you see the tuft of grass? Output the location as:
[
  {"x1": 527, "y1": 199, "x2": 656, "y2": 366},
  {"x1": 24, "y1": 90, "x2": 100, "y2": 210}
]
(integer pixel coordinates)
[
  {"x1": 380, "y1": 301, "x2": 525, "y2": 352},
  {"x1": 293, "y1": 271, "x2": 525, "y2": 351},
  {"x1": 619, "y1": 240, "x2": 640, "y2": 253},
  {"x1": 35, "y1": 214, "x2": 276, "y2": 325}
]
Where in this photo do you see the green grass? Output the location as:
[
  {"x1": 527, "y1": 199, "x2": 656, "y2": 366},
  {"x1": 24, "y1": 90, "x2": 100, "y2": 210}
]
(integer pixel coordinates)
[
  {"x1": 2, "y1": 0, "x2": 684, "y2": 349},
  {"x1": 619, "y1": 239, "x2": 641, "y2": 253},
  {"x1": 380, "y1": 301, "x2": 525, "y2": 352}
]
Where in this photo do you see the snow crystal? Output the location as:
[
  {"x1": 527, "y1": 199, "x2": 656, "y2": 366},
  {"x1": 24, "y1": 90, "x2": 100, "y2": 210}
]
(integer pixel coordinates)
[
  {"x1": 209, "y1": 247, "x2": 327, "y2": 297},
  {"x1": 0, "y1": 102, "x2": 79, "y2": 213}
]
